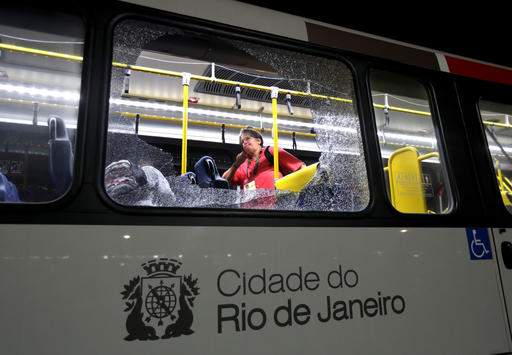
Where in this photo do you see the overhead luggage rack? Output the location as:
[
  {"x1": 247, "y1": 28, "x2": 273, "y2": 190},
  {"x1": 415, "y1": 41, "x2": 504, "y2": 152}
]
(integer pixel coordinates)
[{"x1": 194, "y1": 65, "x2": 313, "y2": 108}]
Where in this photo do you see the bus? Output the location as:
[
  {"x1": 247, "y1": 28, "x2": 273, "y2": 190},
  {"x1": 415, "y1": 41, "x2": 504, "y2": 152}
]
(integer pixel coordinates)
[{"x1": 1, "y1": 1, "x2": 512, "y2": 354}]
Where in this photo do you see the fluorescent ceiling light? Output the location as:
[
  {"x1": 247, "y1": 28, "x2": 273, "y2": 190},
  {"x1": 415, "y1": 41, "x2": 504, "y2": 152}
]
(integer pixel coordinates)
[
  {"x1": 109, "y1": 98, "x2": 357, "y2": 134},
  {"x1": 2, "y1": 83, "x2": 512, "y2": 157},
  {"x1": 377, "y1": 131, "x2": 436, "y2": 147},
  {"x1": 0, "y1": 83, "x2": 79, "y2": 102},
  {"x1": 0, "y1": 116, "x2": 77, "y2": 129}
]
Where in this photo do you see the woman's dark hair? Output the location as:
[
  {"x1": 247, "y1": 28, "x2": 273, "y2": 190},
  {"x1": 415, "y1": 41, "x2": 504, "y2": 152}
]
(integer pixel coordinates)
[{"x1": 239, "y1": 126, "x2": 263, "y2": 146}]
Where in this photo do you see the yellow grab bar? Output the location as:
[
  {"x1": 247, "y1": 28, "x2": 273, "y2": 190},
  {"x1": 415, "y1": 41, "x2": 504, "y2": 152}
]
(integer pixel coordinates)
[
  {"x1": 6, "y1": 42, "x2": 512, "y2": 131},
  {"x1": 372, "y1": 103, "x2": 431, "y2": 117},
  {"x1": 383, "y1": 151, "x2": 439, "y2": 173},
  {"x1": 0, "y1": 43, "x2": 83, "y2": 62},
  {"x1": 271, "y1": 87, "x2": 280, "y2": 180},
  {"x1": 0, "y1": 43, "x2": 350, "y2": 104},
  {"x1": 181, "y1": 74, "x2": 191, "y2": 174},
  {"x1": 502, "y1": 176, "x2": 512, "y2": 194},
  {"x1": 417, "y1": 152, "x2": 440, "y2": 161}
]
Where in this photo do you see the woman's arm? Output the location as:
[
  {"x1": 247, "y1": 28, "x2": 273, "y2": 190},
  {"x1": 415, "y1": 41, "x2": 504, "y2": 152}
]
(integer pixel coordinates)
[{"x1": 222, "y1": 151, "x2": 246, "y2": 182}]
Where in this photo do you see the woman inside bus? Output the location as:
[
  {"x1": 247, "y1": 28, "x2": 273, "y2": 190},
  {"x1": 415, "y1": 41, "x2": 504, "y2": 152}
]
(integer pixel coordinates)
[{"x1": 220, "y1": 127, "x2": 305, "y2": 190}]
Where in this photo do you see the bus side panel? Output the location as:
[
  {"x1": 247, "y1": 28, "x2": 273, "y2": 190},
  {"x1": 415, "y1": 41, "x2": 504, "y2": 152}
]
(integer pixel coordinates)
[
  {"x1": 0, "y1": 225, "x2": 509, "y2": 355},
  {"x1": 493, "y1": 228, "x2": 512, "y2": 338}
]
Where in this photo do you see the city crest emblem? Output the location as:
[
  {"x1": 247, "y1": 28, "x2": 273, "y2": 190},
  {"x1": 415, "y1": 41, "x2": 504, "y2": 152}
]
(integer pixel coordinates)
[{"x1": 121, "y1": 258, "x2": 200, "y2": 341}]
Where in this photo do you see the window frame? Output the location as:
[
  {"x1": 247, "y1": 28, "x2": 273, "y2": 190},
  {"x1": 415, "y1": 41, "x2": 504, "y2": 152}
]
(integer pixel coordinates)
[
  {"x1": 0, "y1": 5, "x2": 90, "y2": 210},
  {"x1": 477, "y1": 96, "x2": 512, "y2": 216},
  {"x1": 435, "y1": 74, "x2": 512, "y2": 224},
  {"x1": 98, "y1": 13, "x2": 375, "y2": 219},
  {"x1": 365, "y1": 64, "x2": 459, "y2": 217},
  {"x1": 0, "y1": 2, "x2": 502, "y2": 227}
]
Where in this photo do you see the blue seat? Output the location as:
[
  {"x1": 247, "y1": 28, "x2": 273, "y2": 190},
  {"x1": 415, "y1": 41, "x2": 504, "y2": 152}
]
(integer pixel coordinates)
[
  {"x1": 193, "y1": 156, "x2": 229, "y2": 189},
  {"x1": 48, "y1": 116, "x2": 73, "y2": 195},
  {"x1": 180, "y1": 171, "x2": 197, "y2": 185},
  {"x1": 0, "y1": 172, "x2": 20, "y2": 202}
]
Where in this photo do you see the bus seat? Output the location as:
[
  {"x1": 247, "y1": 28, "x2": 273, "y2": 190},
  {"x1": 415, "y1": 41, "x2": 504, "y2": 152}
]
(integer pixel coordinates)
[
  {"x1": 193, "y1": 156, "x2": 229, "y2": 189},
  {"x1": 275, "y1": 163, "x2": 319, "y2": 192},
  {"x1": 170, "y1": 172, "x2": 197, "y2": 189},
  {"x1": 386, "y1": 146, "x2": 427, "y2": 213},
  {"x1": 0, "y1": 172, "x2": 20, "y2": 202},
  {"x1": 182, "y1": 171, "x2": 197, "y2": 185},
  {"x1": 48, "y1": 116, "x2": 73, "y2": 195}
]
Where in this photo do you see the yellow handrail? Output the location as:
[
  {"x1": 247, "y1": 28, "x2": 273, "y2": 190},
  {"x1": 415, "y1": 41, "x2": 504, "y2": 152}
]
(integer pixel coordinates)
[
  {"x1": 483, "y1": 121, "x2": 512, "y2": 129},
  {"x1": 383, "y1": 151, "x2": 440, "y2": 174},
  {"x1": 271, "y1": 87, "x2": 280, "y2": 179},
  {"x1": 497, "y1": 160, "x2": 504, "y2": 189},
  {"x1": 0, "y1": 43, "x2": 350, "y2": 104},
  {"x1": 114, "y1": 63, "x2": 353, "y2": 104},
  {"x1": 4, "y1": 42, "x2": 512, "y2": 129},
  {"x1": 181, "y1": 74, "x2": 191, "y2": 174},
  {"x1": 417, "y1": 152, "x2": 440, "y2": 161},
  {"x1": 503, "y1": 176, "x2": 512, "y2": 194},
  {"x1": 0, "y1": 43, "x2": 83, "y2": 62},
  {"x1": 372, "y1": 103, "x2": 431, "y2": 117}
]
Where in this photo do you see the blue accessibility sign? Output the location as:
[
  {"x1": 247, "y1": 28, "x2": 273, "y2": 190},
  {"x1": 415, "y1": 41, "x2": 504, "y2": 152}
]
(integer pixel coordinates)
[{"x1": 465, "y1": 228, "x2": 493, "y2": 260}]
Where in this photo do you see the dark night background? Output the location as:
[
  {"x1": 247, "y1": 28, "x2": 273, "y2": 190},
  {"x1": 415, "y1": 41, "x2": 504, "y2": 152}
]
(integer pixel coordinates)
[{"x1": 239, "y1": 1, "x2": 512, "y2": 68}]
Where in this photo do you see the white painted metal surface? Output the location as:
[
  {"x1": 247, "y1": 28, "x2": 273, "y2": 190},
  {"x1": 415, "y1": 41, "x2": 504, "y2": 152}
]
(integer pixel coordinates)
[
  {"x1": 493, "y1": 228, "x2": 512, "y2": 340},
  {"x1": 0, "y1": 225, "x2": 510, "y2": 354}
]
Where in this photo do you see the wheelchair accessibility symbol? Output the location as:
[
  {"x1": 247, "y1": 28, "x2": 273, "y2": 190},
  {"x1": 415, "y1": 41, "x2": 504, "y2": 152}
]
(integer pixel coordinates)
[{"x1": 465, "y1": 228, "x2": 493, "y2": 260}]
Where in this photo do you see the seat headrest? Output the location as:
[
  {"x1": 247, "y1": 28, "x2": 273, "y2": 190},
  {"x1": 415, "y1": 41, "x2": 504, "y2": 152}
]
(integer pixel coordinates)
[
  {"x1": 0, "y1": 172, "x2": 20, "y2": 202},
  {"x1": 193, "y1": 156, "x2": 229, "y2": 189},
  {"x1": 48, "y1": 116, "x2": 69, "y2": 141},
  {"x1": 47, "y1": 116, "x2": 73, "y2": 195},
  {"x1": 0, "y1": 172, "x2": 7, "y2": 201}
]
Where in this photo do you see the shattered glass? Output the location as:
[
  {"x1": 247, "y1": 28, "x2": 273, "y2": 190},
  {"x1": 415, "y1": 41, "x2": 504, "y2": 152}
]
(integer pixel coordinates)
[
  {"x1": 106, "y1": 20, "x2": 369, "y2": 212},
  {"x1": 233, "y1": 42, "x2": 368, "y2": 211}
]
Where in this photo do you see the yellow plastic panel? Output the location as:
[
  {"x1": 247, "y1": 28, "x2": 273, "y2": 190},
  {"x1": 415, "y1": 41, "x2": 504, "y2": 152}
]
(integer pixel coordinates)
[
  {"x1": 275, "y1": 163, "x2": 319, "y2": 192},
  {"x1": 388, "y1": 147, "x2": 426, "y2": 213}
]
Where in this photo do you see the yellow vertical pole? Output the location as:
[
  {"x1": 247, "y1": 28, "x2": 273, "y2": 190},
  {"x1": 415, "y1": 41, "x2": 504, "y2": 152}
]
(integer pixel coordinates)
[
  {"x1": 181, "y1": 73, "x2": 191, "y2": 175},
  {"x1": 496, "y1": 159, "x2": 504, "y2": 191},
  {"x1": 270, "y1": 87, "x2": 280, "y2": 180}
]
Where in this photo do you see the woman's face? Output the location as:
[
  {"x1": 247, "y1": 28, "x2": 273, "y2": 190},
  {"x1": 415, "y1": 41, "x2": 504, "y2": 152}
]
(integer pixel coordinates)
[{"x1": 240, "y1": 134, "x2": 261, "y2": 156}]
